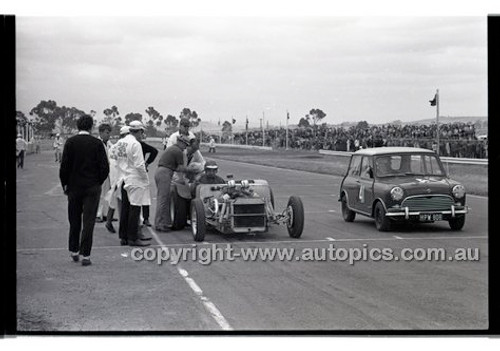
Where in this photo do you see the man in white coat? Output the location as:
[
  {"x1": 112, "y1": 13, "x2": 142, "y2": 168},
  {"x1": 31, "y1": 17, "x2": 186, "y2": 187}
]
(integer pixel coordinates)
[{"x1": 115, "y1": 121, "x2": 151, "y2": 246}]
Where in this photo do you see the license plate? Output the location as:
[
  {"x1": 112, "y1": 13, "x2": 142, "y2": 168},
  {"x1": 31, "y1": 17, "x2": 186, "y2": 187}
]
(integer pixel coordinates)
[{"x1": 419, "y1": 213, "x2": 443, "y2": 221}]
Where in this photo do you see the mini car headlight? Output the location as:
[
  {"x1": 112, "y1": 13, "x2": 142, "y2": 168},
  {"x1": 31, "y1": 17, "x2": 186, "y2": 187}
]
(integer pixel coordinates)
[
  {"x1": 390, "y1": 187, "x2": 404, "y2": 201},
  {"x1": 452, "y1": 184, "x2": 466, "y2": 199},
  {"x1": 228, "y1": 180, "x2": 236, "y2": 188},
  {"x1": 241, "y1": 180, "x2": 249, "y2": 188}
]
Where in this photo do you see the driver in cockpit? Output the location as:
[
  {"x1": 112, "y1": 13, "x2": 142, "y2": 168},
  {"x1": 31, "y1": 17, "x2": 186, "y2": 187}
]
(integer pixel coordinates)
[{"x1": 197, "y1": 160, "x2": 226, "y2": 184}]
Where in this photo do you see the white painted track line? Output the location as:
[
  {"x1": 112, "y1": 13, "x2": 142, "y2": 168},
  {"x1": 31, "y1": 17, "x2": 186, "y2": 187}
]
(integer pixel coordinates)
[{"x1": 147, "y1": 227, "x2": 233, "y2": 331}]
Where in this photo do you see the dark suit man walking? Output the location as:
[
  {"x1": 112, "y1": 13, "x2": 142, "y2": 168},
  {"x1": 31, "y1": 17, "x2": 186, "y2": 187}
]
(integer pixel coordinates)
[{"x1": 59, "y1": 115, "x2": 109, "y2": 266}]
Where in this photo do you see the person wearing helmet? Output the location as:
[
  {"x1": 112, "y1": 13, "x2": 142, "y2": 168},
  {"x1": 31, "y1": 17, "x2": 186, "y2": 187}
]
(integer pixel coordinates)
[
  {"x1": 53, "y1": 133, "x2": 64, "y2": 162},
  {"x1": 197, "y1": 160, "x2": 225, "y2": 184},
  {"x1": 16, "y1": 133, "x2": 28, "y2": 169}
]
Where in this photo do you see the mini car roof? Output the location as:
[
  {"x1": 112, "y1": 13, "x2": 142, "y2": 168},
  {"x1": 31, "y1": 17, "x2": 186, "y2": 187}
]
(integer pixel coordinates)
[{"x1": 353, "y1": 147, "x2": 435, "y2": 156}]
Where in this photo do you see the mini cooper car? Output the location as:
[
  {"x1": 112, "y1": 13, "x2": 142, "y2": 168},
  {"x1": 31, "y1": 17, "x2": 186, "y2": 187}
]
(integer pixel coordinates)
[
  {"x1": 339, "y1": 147, "x2": 468, "y2": 231},
  {"x1": 170, "y1": 178, "x2": 305, "y2": 241}
]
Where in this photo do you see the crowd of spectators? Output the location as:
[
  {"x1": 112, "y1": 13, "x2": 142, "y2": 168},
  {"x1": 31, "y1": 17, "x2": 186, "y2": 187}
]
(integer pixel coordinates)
[{"x1": 205, "y1": 122, "x2": 487, "y2": 159}]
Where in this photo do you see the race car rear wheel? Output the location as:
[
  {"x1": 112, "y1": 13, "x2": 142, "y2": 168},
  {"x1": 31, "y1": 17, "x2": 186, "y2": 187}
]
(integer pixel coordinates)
[
  {"x1": 286, "y1": 196, "x2": 304, "y2": 238},
  {"x1": 191, "y1": 198, "x2": 206, "y2": 242},
  {"x1": 170, "y1": 187, "x2": 188, "y2": 230},
  {"x1": 374, "y1": 201, "x2": 392, "y2": 232},
  {"x1": 341, "y1": 194, "x2": 356, "y2": 222},
  {"x1": 449, "y1": 215, "x2": 465, "y2": 231}
]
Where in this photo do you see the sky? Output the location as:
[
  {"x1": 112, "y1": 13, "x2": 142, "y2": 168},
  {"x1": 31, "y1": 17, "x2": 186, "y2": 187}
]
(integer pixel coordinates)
[{"x1": 13, "y1": 2, "x2": 492, "y2": 129}]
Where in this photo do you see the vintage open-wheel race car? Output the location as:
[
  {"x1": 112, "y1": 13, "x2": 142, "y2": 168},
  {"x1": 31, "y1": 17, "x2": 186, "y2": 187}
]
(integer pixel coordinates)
[{"x1": 169, "y1": 178, "x2": 305, "y2": 242}]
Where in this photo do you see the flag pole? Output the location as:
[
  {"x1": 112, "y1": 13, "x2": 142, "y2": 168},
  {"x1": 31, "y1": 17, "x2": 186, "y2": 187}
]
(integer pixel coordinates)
[
  {"x1": 286, "y1": 110, "x2": 289, "y2": 150},
  {"x1": 245, "y1": 115, "x2": 248, "y2": 146},
  {"x1": 436, "y1": 89, "x2": 440, "y2": 155}
]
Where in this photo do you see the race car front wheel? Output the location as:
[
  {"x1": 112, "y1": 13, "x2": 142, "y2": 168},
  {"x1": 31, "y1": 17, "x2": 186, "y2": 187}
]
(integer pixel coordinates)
[
  {"x1": 191, "y1": 198, "x2": 206, "y2": 242},
  {"x1": 286, "y1": 196, "x2": 304, "y2": 238}
]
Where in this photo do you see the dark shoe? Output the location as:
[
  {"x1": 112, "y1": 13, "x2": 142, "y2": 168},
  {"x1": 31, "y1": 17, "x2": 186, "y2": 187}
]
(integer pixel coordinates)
[
  {"x1": 105, "y1": 221, "x2": 116, "y2": 233},
  {"x1": 120, "y1": 239, "x2": 128, "y2": 246},
  {"x1": 143, "y1": 219, "x2": 152, "y2": 227},
  {"x1": 138, "y1": 232, "x2": 152, "y2": 241},
  {"x1": 70, "y1": 253, "x2": 79, "y2": 262},
  {"x1": 112, "y1": 218, "x2": 118, "y2": 222},
  {"x1": 128, "y1": 240, "x2": 151, "y2": 247},
  {"x1": 95, "y1": 217, "x2": 104, "y2": 223},
  {"x1": 81, "y1": 258, "x2": 92, "y2": 266}
]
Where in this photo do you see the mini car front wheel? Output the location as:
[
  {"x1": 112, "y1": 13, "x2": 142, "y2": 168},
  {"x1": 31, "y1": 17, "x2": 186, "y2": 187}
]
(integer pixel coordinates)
[
  {"x1": 286, "y1": 196, "x2": 304, "y2": 238},
  {"x1": 449, "y1": 215, "x2": 465, "y2": 231},
  {"x1": 374, "y1": 202, "x2": 392, "y2": 232},
  {"x1": 341, "y1": 194, "x2": 356, "y2": 222},
  {"x1": 191, "y1": 198, "x2": 206, "y2": 242}
]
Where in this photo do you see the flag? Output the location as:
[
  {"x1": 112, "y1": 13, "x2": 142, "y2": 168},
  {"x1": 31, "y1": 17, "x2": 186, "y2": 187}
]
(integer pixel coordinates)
[
  {"x1": 218, "y1": 118, "x2": 221, "y2": 126},
  {"x1": 429, "y1": 94, "x2": 437, "y2": 106},
  {"x1": 287, "y1": 112, "x2": 290, "y2": 120},
  {"x1": 232, "y1": 118, "x2": 236, "y2": 124},
  {"x1": 245, "y1": 117, "x2": 248, "y2": 130}
]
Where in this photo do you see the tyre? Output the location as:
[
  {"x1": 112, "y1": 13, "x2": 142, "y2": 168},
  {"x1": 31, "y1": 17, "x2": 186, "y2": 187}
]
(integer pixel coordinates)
[
  {"x1": 286, "y1": 195, "x2": 304, "y2": 238},
  {"x1": 191, "y1": 198, "x2": 206, "y2": 242},
  {"x1": 341, "y1": 194, "x2": 356, "y2": 222},
  {"x1": 449, "y1": 216, "x2": 465, "y2": 231},
  {"x1": 170, "y1": 187, "x2": 188, "y2": 230},
  {"x1": 374, "y1": 201, "x2": 392, "y2": 231}
]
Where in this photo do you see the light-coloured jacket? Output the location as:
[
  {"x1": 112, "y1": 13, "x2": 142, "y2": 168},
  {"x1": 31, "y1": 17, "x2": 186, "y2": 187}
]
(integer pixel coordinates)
[
  {"x1": 166, "y1": 131, "x2": 196, "y2": 149},
  {"x1": 113, "y1": 134, "x2": 149, "y2": 188}
]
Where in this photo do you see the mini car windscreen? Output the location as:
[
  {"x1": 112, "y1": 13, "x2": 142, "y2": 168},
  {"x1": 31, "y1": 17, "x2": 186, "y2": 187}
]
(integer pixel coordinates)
[{"x1": 375, "y1": 154, "x2": 445, "y2": 177}]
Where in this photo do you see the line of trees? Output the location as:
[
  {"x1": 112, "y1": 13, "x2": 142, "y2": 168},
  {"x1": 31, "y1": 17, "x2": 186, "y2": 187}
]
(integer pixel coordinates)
[{"x1": 22, "y1": 100, "x2": 202, "y2": 137}]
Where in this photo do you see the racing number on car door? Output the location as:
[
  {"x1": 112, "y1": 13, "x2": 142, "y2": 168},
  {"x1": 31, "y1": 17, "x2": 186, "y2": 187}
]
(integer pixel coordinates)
[{"x1": 358, "y1": 156, "x2": 374, "y2": 213}]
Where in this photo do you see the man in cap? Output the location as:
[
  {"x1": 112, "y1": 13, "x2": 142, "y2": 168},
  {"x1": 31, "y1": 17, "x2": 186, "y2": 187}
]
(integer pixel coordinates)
[
  {"x1": 104, "y1": 126, "x2": 129, "y2": 233},
  {"x1": 53, "y1": 133, "x2": 64, "y2": 162},
  {"x1": 197, "y1": 160, "x2": 225, "y2": 184},
  {"x1": 115, "y1": 121, "x2": 151, "y2": 246},
  {"x1": 59, "y1": 115, "x2": 109, "y2": 266},
  {"x1": 166, "y1": 118, "x2": 195, "y2": 148},
  {"x1": 154, "y1": 134, "x2": 190, "y2": 231},
  {"x1": 16, "y1": 133, "x2": 28, "y2": 169}
]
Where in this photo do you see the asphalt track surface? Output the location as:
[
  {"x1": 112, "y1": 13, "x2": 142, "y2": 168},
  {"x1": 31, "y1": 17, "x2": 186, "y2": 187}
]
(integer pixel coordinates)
[{"x1": 16, "y1": 150, "x2": 488, "y2": 332}]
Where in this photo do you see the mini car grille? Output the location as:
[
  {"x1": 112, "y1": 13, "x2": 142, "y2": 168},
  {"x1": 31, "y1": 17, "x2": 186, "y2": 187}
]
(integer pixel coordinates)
[
  {"x1": 233, "y1": 203, "x2": 266, "y2": 227},
  {"x1": 401, "y1": 195, "x2": 455, "y2": 211}
]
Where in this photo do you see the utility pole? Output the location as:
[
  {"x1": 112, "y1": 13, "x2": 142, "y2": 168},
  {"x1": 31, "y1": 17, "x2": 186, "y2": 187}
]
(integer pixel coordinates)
[
  {"x1": 436, "y1": 89, "x2": 440, "y2": 155},
  {"x1": 262, "y1": 111, "x2": 265, "y2": 147}
]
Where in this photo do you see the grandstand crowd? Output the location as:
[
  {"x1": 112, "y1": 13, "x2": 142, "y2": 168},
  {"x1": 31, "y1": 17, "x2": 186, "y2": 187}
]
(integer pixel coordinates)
[{"x1": 221, "y1": 122, "x2": 487, "y2": 159}]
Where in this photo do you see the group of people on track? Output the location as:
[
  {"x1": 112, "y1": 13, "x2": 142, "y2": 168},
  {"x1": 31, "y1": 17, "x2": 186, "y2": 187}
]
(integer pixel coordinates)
[{"x1": 56, "y1": 114, "x2": 224, "y2": 266}]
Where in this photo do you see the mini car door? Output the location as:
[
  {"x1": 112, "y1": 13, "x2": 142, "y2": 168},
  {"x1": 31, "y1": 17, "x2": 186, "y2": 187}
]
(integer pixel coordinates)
[
  {"x1": 343, "y1": 155, "x2": 362, "y2": 210},
  {"x1": 357, "y1": 156, "x2": 375, "y2": 214}
]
